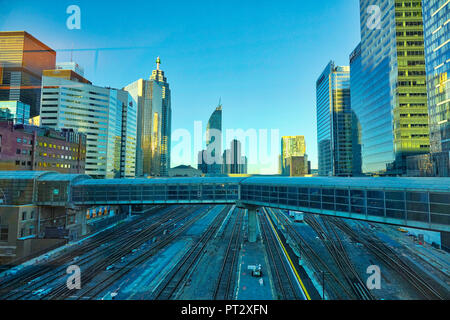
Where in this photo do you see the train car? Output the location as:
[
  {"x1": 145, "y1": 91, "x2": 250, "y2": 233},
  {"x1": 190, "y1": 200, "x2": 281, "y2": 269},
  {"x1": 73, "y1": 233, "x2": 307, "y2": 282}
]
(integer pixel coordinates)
[{"x1": 293, "y1": 211, "x2": 304, "y2": 223}]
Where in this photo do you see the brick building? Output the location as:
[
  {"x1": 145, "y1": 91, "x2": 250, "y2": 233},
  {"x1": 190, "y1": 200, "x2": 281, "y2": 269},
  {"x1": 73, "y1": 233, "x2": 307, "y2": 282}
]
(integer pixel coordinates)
[{"x1": 0, "y1": 120, "x2": 86, "y2": 173}]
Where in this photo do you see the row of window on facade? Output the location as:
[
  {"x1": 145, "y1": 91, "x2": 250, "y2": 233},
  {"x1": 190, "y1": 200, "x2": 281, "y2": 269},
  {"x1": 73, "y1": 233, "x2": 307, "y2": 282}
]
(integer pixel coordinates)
[{"x1": 14, "y1": 160, "x2": 82, "y2": 169}]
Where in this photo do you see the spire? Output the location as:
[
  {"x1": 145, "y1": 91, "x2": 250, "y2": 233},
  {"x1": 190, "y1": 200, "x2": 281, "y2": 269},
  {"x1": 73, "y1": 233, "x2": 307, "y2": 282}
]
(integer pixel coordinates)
[{"x1": 156, "y1": 56, "x2": 161, "y2": 70}]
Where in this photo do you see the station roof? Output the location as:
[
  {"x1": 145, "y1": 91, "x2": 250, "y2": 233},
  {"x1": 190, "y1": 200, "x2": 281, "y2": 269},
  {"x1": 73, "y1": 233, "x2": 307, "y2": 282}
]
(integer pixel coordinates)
[
  {"x1": 37, "y1": 172, "x2": 91, "y2": 183},
  {"x1": 74, "y1": 177, "x2": 246, "y2": 186},
  {"x1": 0, "y1": 171, "x2": 53, "y2": 180}
]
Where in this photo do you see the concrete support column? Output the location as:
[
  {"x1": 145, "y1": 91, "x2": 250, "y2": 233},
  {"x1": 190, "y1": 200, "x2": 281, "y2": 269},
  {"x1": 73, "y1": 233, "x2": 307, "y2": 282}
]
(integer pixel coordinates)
[{"x1": 248, "y1": 207, "x2": 257, "y2": 243}]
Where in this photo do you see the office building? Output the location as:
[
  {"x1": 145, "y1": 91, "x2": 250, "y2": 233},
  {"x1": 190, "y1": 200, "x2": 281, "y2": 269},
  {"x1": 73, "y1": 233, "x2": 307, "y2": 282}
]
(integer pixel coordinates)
[
  {"x1": 223, "y1": 139, "x2": 248, "y2": 174},
  {"x1": 199, "y1": 103, "x2": 223, "y2": 175},
  {"x1": 40, "y1": 68, "x2": 136, "y2": 179},
  {"x1": 124, "y1": 57, "x2": 171, "y2": 177},
  {"x1": 352, "y1": 0, "x2": 430, "y2": 176},
  {"x1": 0, "y1": 31, "x2": 56, "y2": 117},
  {"x1": 280, "y1": 136, "x2": 307, "y2": 176},
  {"x1": 316, "y1": 62, "x2": 353, "y2": 176},
  {"x1": 0, "y1": 101, "x2": 30, "y2": 124},
  {"x1": 408, "y1": 0, "x2": 450, "y2": 177},
  {"x1": 0, "y1": 121, "x2": 86, "y2": 173},
  {"x1": 283, "y1": 155, "x2": 309, "y2": 177}
]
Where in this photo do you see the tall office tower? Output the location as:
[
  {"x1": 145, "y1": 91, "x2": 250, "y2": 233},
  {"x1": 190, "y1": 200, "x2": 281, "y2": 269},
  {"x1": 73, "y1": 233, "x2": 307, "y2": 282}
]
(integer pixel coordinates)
[
  {"x1": 352, "y1": 0, "x2": 430, "y2": 175},
  {"x1": 280, "y1": 136, "x2": 306, "y2": 175},
  {"x1": 349, "y1": 44, "x2": 363, "y2": 176},
  {"x1": 0, "y1": 31, "x2": 56, "y2": 117},
  {"x1": 316, "y1": 62, "x2": 353, "y2": 176},
  {"x1": 222, "y1": 139, "x2": 247, "y2": 174},
  {"x1": 40, "y1": 68, "x2": 136, "y2": 179},
  {"x1": 205, "y1": 103, "x2": 223, "y2": 175},
  {"x1": 118, "y1": 90, "x2": 137, "y2": 178},
  {"x1": 124, "y1": 57, "x2": 171, "y2": 177},
  {"x1": 421, "y1": 0, "x2": 450, "y2": 176}
]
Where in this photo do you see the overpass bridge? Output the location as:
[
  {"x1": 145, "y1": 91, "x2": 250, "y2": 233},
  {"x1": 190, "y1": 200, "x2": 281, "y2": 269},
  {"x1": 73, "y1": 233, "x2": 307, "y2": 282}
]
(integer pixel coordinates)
[
  {"x1": 70, "y1": 176, "x2": 450, "y2": 233},
  {"x1": 1, "y1": 172, "x2": 449, "y2": 239}
]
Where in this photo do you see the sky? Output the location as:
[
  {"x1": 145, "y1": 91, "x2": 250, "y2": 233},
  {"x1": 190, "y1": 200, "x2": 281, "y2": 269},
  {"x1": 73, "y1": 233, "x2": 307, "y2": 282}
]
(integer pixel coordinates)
[{"x1": 0, "y1": 0, "x2": 362, "y2": 174}]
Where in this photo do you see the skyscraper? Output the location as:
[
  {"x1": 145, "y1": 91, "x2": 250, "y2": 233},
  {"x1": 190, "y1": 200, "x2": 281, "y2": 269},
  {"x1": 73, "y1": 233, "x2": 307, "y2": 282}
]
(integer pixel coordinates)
[
  {"x1": 280, "y1": 136, "x2": 308, "y2": 177},
  {"x1": 352, "y1": 0, "x2": 430, "y2": 175},
  {"x1": 40, "y1": 67, "x2": 136, "y2": 179},
  {"x1": 203, "y1": 102, "x2": 223, "y2": 175},
  {"x1": 421, "y1": 0, "x2": 449, "y2": 176},
  {"x1": 316, "y1": 62, "x2": 353, "y2": 176},
  {"x1": 222, "y1": 139, "x2": 247, "y2": 174},
  {"x1": 124, "y1": 57, "x2": 171, "y2": 177},
  {"x1": 0, "y1": 31, "x2": 56, "y2": 117}
]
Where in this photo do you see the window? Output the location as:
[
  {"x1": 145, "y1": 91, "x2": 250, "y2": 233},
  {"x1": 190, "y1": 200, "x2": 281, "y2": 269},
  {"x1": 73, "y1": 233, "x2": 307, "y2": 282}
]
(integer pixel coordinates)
[
  {"x1": 0, "y1": 226, "x2": 8, "y2": 241},
  {"x1": 22, "y1": 211, "x2": 27, "y2": 221}
]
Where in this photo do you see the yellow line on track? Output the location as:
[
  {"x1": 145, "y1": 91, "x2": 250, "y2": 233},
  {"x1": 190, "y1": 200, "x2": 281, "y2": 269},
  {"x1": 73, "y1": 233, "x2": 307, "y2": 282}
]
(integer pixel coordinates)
[{"x1": 265, "y1": 211, "x2": 311, "y2": 300}]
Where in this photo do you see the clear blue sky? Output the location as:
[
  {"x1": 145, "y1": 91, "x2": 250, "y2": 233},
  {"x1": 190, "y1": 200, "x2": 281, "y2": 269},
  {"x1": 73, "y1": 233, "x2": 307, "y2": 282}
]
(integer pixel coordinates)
[{"x1": 0, "y1": 0, "x2": 361, "y2": 174}]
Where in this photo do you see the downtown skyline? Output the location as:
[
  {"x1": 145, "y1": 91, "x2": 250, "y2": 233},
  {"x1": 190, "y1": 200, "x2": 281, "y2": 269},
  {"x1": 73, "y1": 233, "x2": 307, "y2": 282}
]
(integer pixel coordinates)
[{"x1": 0, "y1": 0, "x2": 362, "y2": 174}]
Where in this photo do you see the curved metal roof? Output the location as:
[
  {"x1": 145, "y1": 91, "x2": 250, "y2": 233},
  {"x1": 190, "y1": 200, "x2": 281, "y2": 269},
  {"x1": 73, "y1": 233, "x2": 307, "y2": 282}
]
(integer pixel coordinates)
[
  {"x1": 73, "y1": 176, "x2": 246, "y2": 186},
  {"x1": 37, "y1": 172, "x2": 92, "y2": 183}
]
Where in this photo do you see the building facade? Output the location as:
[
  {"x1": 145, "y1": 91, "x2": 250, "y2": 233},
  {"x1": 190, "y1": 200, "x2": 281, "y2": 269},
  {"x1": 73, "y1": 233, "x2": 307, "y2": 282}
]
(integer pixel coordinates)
[
  {"x1": 0, "y1": 31, "x2": 56, "y2": 117},
  {"x1": 124, "y1": 57, "x2": 171, "y2": 177},
  {"x1": 223, "y1": 139, "x2": 248, "y2": 174},
  {"x1": 0, "y1": 101, "x2": 30, "y2": 124},
  {"x1": 40, "y1": 70, "x2": 135, "y2": 179},
  {"x1": 352, "y1": 0, "x2": 430, "y2": 176},
  {"x1": 280, "y1": 136, "x2": 307, "y2": 176},
  {"x1": 316, "y1": 62, "x2": 353, "y2": 176},
  {"x1": 420, "y1": 0, "x2": 450, "y2": 176},
  {"x1": 0, "y1": 121, "x2": 86, "y2": 173},
  {"x1": 199, "y1": 103, "x2": 223, "y2": 175}
]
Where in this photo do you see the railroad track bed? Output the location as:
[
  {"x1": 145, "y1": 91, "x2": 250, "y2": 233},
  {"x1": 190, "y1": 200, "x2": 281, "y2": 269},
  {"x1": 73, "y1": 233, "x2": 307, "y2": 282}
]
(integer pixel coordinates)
[
  {"x1": 259, "y1": 209, "x2": 305, "y2": 300},
  {"x1": 0, "y1": 205, "x2": 208, "y2": 300},
  {"x1": 271, "y1": 208, "x2": 448, "y2": 300}
]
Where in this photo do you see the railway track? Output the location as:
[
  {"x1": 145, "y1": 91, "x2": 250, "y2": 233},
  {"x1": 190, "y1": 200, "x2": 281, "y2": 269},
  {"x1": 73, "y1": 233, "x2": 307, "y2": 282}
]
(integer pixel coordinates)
[
  {"x1": 152, "y1": 205, "x2": 233, "y2": 300},
  {"x1": 213, "y1": 208, "x2": 244, "y2": 300},
  {"x1": 304, "y1": 215, "x2": 374, "y2": 300},
  {"x1": 45, "y1": 205, "x2": 210, "y2": 300},
  {"x1": 259, "y1": 210, "x2": 304, "y2": 300},
  {"x1": 268, "y1": 208, "x2": 353, "y2": 300},
  {"x1": 2, "y1": 205, "x2": 197, "y2": 300},
  {"x1": 328, "y1": 217, "x2": 448, "y2": 300},
  {"x1": 0, "y1": 205, "x2": 166, "y2": 297}
]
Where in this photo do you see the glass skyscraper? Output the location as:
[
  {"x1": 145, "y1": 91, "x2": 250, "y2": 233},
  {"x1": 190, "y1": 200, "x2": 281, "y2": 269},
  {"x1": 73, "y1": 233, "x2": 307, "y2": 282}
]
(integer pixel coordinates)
[
  {"x1": 421, "y1": 0, "x2": 449, "y2": 176},
  {"x1": 316, "y1": 62, "x2": 353, "y2": 176},
  {"x1": 205, "y1": 103, "x2": 223, "y2": 175},
  {"x1": 124, "y1": 57, "x2": 171, "y2": 177},
  {"x1": 353, "y1": 0, "x2": 430, "y2": 175}
]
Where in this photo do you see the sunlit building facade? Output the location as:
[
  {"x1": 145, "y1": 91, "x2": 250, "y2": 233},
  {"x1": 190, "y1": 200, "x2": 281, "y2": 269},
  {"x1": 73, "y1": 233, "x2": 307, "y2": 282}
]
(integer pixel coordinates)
[
  {"x1": 316, "y1": 62, "x2": 353, "y2": 176},
  {"x1": 124, "y1": 57, "x2": 171, "y2": 177},
  {"x1": 354, "y1": 0, "x2": 430, "y2": 175},
  {"x1": 418, "y1": 0, "x2": 449, "y2": 176},
  {"x1": 0, "y1": 31, "x2": 56, "y2": 117},
  {"x1": 280, "y1": 136, "x2": 306, "y2": 176},
  {"x1": 40, "y1": 71, "x2": 135, "y2": 179}
]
